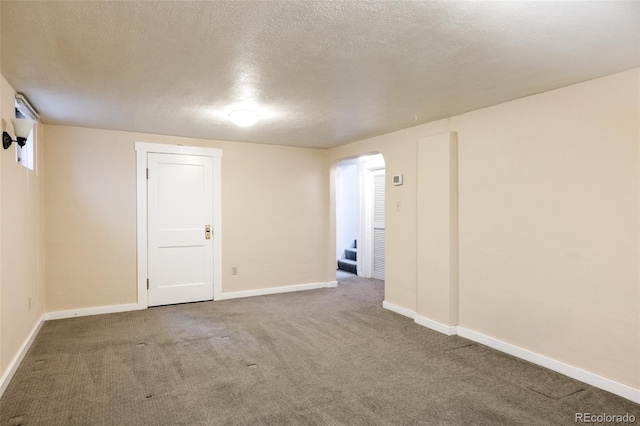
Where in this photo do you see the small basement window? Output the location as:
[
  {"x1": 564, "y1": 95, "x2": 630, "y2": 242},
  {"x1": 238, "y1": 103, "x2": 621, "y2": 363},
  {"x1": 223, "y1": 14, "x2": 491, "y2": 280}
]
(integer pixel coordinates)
[{"x1": 14, "y1": 94, "x2": 38, "y2": 171}]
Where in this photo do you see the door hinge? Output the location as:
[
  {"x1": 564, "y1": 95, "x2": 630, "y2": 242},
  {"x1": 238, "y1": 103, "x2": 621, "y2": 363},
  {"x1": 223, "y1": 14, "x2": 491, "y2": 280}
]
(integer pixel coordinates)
[
  {"x1": 146, "y1": 168, "x2": 148, "y2": 179},
  {"x1": 147, "y1": 278, "x2": 149, "y2": 289}
]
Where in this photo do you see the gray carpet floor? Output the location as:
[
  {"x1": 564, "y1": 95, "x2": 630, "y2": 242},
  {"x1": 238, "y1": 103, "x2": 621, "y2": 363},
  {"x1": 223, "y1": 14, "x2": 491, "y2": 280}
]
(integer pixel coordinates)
[{"x1": 1, "y1": 275, "x2": 638, "y2": 425}]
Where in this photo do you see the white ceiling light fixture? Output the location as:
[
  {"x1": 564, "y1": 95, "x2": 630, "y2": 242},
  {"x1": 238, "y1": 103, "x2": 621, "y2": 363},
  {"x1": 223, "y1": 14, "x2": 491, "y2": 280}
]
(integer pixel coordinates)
[{"x1": 228, "y1": 110, "x2": 260, "y2": 127}]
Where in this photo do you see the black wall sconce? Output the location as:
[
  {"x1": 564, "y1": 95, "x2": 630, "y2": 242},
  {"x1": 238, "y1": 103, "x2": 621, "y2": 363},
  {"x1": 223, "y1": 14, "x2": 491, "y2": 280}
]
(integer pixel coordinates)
[{"x1": 3, "y1": 118, "x2": 35, "y2": 149}]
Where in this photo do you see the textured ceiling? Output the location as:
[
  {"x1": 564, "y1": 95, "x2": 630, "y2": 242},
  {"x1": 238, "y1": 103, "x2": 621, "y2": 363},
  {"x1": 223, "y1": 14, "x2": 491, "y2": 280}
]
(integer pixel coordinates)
[{"x1": 1, "y1": 1, "x2": 639, "y2": 148}]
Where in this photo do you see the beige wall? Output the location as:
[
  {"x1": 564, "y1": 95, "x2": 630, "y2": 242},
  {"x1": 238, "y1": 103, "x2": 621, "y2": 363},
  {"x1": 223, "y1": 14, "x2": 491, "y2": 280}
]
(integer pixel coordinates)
[
  {"x1": 329, "y1": 68, "x2": 639, "y2": 389},
  {"x1": 417, "y1": 132, "x2": 458, "y2": 327},
  {"x1": 43, "y1": 126, "x2": 330, "y2": 311},
  {"x1": 0, "y1": 75, "x2": 45, "y2": 376},
  {"x1": 2, "y1": 66, "x2": 637, "y2": 395}
]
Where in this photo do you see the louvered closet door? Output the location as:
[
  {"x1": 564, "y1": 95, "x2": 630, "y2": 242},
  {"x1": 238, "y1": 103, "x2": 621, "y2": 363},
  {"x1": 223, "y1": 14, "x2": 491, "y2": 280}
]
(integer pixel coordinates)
[{"x1": 372, "y1": 170, "x2": 385, "y2": 280}]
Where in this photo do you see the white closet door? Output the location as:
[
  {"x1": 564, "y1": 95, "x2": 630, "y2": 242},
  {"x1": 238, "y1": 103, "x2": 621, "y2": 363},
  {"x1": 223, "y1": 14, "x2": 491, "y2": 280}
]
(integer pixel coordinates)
[
  {"x1": 372, "y1": 170, "x2": 385, "y2": 280},
  {"x1": 147, "y1": 153, "x2": 214, "y2": 306}
]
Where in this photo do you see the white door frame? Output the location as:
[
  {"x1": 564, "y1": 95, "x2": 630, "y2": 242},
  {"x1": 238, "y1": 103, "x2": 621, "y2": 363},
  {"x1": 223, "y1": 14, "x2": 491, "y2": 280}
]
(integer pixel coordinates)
[
  {"x1": 135, "y1": 142, "x2": 223, "y2": 308},
  {"x1": 357, "y1": 155, "x2": 385, "y2": 278},
  {"x1": 358, "y1": 165, "x2": 372, "y2": 278}
]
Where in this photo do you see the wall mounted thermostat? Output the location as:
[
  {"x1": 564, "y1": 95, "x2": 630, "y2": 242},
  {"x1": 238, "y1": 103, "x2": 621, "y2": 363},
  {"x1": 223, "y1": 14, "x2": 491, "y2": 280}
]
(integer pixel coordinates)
[{"x1": 392, "y1": 175, "x2": 403, "y2": 186}]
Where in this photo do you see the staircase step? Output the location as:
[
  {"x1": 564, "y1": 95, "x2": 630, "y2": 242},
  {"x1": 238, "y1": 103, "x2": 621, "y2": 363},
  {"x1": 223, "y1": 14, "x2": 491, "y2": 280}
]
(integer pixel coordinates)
[
  {"x1": 337, "y1": 258, "x2": 357, "y2": 274},
  {"x1": 345, "y1": 248, "x2": 357, "y2": 261}
]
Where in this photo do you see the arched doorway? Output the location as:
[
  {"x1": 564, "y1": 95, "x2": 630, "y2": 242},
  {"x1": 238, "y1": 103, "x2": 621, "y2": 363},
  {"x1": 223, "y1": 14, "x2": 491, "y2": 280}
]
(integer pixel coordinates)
[{"x1": 335, "y1": 153, "x2": 385, "y2": 281}]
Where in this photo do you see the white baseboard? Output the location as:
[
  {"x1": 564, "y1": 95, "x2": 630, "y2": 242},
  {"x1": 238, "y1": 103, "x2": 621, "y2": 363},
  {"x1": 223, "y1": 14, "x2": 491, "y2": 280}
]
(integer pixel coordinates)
[
  {"x1": 217, "y1": 281, "x2": 337, "y2": 301},
  {"x1": 0, "y1": 314, "x2": 45, "y2": 398},
  {"x1": 382, "y1": 300, "x2": 416, "y2": 319},
  {"x1": 383, "y1": 303, "x2": 457, "y2": 336},
  {"x1": 457, "y1": 327, "x2": 640, "y2": 405},
  {"x1": 44, "y1": 303, "x2": 143, "y2": 320},
  {"x1": 4, "y1": 297, "x2": 637, "y2": 405},
  {"x1": 380, "y1": 302, "x2": 639, "y2": 404},
  {"x1": 414, "y1": 314, "x2": 457, "y2": 336}
]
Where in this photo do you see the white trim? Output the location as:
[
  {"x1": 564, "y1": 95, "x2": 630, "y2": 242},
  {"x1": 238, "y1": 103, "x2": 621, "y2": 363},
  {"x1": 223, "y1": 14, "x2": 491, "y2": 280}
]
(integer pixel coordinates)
[
  {"x1": 44, "y1": 303, "x2": 142, "y2": 320},
  {"x1": 212, "y1": 154, "x2": 223, "y2": 300},
  {"x1": 414, "y1": 314, "x2": 458, "y2": 336},
  {"x1": 382, "y1": 301, "x2": 416, "y2": 319},
  {"x1": 135, "y1": 147, "x2": 148, "y2": 309},
  {"x1": 358, "y1": 161, "x2": 371, "y2": 278},
  {"x1": 358, "y1": 155, "x2": 386, "y2": 279},
  {"x1": 381, "y1": 305, "x2": 639, "y2": 403},
  {"x1": 135, "y1": 142, "x2": 222, "y2": 157},
  {"x1": 457, "y1": 327, "x2": 640, "y2": 405},
  {"x1": 0, "y1": 315, "x2": 45, "y2": 398},
  {"x1": 217, "y1": 281, "x2": 336, "y2": 301},
  {"x1": 134, "y1": 142, "x2": 223, "y2": 307},
  {"x1": 2, "y1": 305, "x2": 637, "y2": 405},
  {"x1": 15, "y1": 93, "x2": 39, "y2": 120}
]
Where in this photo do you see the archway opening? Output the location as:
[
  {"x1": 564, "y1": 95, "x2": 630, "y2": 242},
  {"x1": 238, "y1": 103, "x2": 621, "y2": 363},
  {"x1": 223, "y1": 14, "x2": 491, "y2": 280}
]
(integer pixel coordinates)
[{"x1": 335, "y1": 153, "x2": 385, "y2": 282}]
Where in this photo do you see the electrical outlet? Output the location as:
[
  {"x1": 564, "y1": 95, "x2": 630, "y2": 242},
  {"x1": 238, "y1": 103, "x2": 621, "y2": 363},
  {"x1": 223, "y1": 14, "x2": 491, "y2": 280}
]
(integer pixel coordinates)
[
  {"x1": 232, "y1": 266, "x2": 238, "y2": 275},
  {"x1": 28, "y1": 297, "x2": 32, "y2": 311}
]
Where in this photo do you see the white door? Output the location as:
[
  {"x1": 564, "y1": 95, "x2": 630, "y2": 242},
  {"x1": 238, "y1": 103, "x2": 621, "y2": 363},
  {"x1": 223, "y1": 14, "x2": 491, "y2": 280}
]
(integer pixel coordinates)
[
  {"x1": 372, "y1": 169, "x2": 385, "y2": 280},
  {"x1": 147, "y1": 153, "x2": 214, "y2": 306}
]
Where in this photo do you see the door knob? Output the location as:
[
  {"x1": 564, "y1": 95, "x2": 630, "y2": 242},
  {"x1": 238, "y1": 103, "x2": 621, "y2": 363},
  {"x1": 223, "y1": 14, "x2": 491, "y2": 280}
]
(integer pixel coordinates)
[{"x1": 205, "y1": 225, "x2": 211, "y2": 240}]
